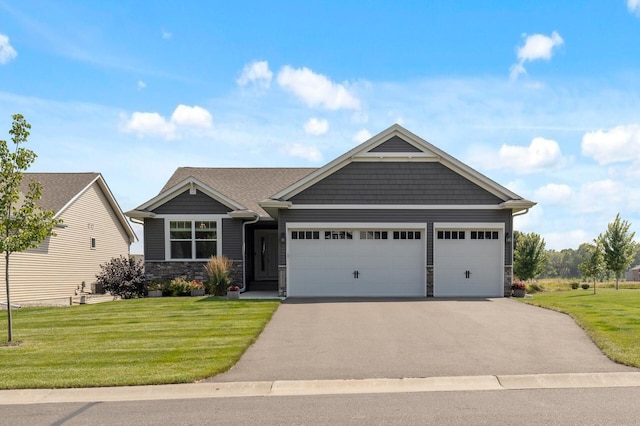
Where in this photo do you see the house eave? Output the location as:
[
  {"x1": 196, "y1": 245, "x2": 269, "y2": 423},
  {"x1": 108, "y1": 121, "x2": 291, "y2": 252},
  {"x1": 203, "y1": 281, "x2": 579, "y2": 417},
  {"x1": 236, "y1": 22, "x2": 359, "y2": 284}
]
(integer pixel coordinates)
[
  {"x1": 257, "y1": 200, "x2": 292, "y2": 219},
  {"x1": 499, "y1": 199, "x2": 537, "y2": 213}
]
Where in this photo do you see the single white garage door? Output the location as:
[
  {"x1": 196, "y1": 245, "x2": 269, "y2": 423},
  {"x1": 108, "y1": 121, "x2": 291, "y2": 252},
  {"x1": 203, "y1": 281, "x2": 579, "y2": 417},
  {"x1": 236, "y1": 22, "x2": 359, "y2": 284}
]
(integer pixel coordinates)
[
  {"x1": 433, "y1": 227, "x2": 504, "y2": 297},
  {"x1": 288, "y1": 227, "x2": 426, "y2": 297}
]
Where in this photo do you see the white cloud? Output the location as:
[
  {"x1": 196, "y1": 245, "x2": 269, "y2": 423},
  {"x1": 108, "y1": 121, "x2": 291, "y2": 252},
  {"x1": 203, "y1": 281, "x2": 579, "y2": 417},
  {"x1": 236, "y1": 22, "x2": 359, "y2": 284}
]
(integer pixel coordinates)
[
  {"x1": 277, "y1": 65, "x2": 360, "y2": 110},
  {"x1": 122, "y1": 104, "x2": 212, "y2": 138},
  {"x1": 576, "y1": 179, "x2": 624, "y2": 213},
  {"x1": 303, "y1": 118, "x2": 329, "y2": 135},
  {"x1": 137, "y1": 80, "x2": 146, "y2": 90},
  {"x1": 353, "y1": 128, "x2": 372, "y2": 143},
  {"x1": 510, "y1": 31, "x2": 564, "y2": 80},
  {"x1": 477, "y1": 137, "x2": 566, "y2": 173},
  {"x1": 237, "y1": 60, "x2": 273, "y2": 90},
  {"x1": 629, "y1": 0, "x2": 640, "y2": 16},
  {"x1": 162, "y1": 29, "x2": 172, "y2": 40},
  {"x1": 534, "y1": 183, "x2": 573, "y2": 205},
  {"x1": 283, "y1": 143, "x2": 322, "y2": 162},
  {"x1": 544, "y1": 229, "x2": 591, "y2": 251},
  {"x1": 121, "y1": 112, "x2": 176, "y2": 139},
  {"x1": 0, "y1": 33, "x2": 17, "y2": 64},
  {"x1": 170, "y1": 104, "x2": 213, "y2": 128},
  {"x1": 581, "y1": 124, "x2": 640, "y2": 165}
]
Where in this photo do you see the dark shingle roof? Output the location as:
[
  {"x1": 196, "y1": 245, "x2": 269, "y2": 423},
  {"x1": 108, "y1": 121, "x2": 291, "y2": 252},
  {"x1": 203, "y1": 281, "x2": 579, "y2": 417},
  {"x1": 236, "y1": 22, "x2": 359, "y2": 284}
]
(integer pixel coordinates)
[
  {"x1": 21, "y1": 173, "x2": 100, "y2": 213},
  {"x1": 162, "y1": 167, "x2": 317, "y2": 216}
]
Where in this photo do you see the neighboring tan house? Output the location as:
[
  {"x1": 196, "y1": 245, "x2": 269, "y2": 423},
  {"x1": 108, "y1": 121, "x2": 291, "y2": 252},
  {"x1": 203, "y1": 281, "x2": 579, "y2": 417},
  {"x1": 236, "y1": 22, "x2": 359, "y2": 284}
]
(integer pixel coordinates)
[
  {"x1": 0, "y1": 173, "x2": 137, "y2": 304},
  {"x1": 127, "y1": 124, "x2": 535, "y2": 298}
]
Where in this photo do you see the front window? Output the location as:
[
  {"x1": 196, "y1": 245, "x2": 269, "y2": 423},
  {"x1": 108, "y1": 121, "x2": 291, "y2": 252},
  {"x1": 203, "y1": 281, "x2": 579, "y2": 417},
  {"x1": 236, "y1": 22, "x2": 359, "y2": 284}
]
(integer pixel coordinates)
[{"x1": 169, "y1": 220, "x2": 217, "y2": 259}]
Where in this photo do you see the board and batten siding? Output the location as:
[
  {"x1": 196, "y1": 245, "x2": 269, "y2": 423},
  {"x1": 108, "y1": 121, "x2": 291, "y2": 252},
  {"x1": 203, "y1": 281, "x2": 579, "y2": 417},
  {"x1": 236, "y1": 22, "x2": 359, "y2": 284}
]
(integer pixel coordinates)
[
  {"x1": 289, "y1": 162, "x2": 504, "y2": 205},
  {"x1": 0, "y1": 182, "x2": 131, "y2": 303},
  {"x1": 222, "y1": 218, "x2": 242, "y2": 260},
  {"x1": 278, "y1": 209, "x2": 513, "y2": 266}
]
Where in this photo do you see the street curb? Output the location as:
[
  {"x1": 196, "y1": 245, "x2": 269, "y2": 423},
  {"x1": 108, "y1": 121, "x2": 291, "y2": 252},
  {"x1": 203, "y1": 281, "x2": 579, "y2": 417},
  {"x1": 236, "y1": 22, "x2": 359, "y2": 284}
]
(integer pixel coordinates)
[{"x1": 2, "y1": 372, "x2": 640, "y2": 405}]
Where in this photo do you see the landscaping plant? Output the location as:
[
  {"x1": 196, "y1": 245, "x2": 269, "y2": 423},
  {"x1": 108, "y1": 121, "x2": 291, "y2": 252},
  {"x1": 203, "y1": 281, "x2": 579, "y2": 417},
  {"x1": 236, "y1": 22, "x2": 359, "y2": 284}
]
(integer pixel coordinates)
[
  {"x1": 204, "y1": 255, "x2": 233, "y2": 295},
  {"x1": 95, "y1": 256, "x2": 145, "y2": 299}
]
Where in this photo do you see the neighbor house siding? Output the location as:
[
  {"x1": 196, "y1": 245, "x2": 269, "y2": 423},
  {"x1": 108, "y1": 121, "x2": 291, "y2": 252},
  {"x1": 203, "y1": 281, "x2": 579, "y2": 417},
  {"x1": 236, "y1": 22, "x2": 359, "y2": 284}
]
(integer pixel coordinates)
[
  {"x1": 0, "y1": 182, "x2": 131, "y2": 303},
  {"x1": 144, "y1": 218, "x2": 165, "y2": 261},
  {"x1": 289, "y1": 162, "x2": 504, "y2": 205},
  {"x1": 278, "y1": 209, "x2": 512, "y2": 266},
  {"x1": 152, "y1": 190, "x2": 232, "y2": 214},
  {"x1": 368, "y1": 136, "x2": 422, "y2": 152}
]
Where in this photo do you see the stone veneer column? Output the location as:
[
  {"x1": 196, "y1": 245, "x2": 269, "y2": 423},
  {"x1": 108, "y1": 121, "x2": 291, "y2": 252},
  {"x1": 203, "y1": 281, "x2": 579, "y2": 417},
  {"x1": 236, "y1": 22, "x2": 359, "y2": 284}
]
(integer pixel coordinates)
[
  {"x1": 278, "y1": 266, "x2": 287, "y2": 297},
  {"x1": 504, "y1": 266, "x2": 513, "y2": 297},
  {"x1": 426, "y1": 266, "x2": 434, "y2": 297}
]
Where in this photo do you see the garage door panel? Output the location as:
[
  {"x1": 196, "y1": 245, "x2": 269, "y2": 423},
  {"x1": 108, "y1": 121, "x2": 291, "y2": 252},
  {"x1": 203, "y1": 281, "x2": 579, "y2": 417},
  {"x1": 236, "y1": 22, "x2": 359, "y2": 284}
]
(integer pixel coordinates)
[
  {"x1": 434, "y1": 227, "x2": 503, "y2": 297},
  {"x1": 288, "y1": 227, "x2": 426, "y2": 297}
]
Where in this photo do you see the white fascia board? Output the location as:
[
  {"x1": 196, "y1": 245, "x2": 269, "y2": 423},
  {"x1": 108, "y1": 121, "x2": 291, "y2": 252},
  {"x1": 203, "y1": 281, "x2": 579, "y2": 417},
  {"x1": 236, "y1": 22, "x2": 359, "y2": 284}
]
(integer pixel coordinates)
[
  {"x1": 125, "y1": 210, "x2": 157, "y2": 219},
  {"x1": 287, "y1": 222, "x2": 427, "y2": 230},
  {"x1": 499, "y1": 199, "x2": 537, "y2": 210},
  {"x1": 228, "y1": 210, "x2": 260, "y2": 219},
  {"x1": 434, "y1": 222, "x2": 505, "y2": 230},
  {"x1": 290, "y1": 204, "x2": 502, "y2": 210},
  {"x1": 138, "y1": 177, "x2": 245, "y2": 212}
]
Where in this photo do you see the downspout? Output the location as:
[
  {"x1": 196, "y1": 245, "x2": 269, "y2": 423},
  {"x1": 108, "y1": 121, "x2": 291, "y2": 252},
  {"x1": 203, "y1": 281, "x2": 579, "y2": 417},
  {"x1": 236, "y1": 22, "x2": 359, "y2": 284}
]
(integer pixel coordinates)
[
  {"x1": 242, "y1": 213, "x2": 261, "y2": 292},
  {"x1": 512, "y1": 208, "x2": 529, "y2": 217}
]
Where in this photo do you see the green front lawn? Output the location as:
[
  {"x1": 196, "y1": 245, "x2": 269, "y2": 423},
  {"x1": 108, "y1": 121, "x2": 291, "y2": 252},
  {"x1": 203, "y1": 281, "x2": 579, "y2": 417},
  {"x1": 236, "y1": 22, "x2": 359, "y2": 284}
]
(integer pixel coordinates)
[
  {"x1": 523, "y1": 289, "x2": 640, "y2": 368},
  {"x1": 0, "y1": 297, "x2": 280, "y2": 389}
]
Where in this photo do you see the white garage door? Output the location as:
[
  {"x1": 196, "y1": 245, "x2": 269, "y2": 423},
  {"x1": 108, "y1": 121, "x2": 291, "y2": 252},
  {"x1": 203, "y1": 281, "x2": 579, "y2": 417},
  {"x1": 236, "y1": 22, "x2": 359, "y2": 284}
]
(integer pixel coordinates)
[
  {"x1": 433, "y1": 227, "x2": 504, "y2": 297},
  {"x1": 288, "y1": 226, "x2": 426, "y2": 297}
]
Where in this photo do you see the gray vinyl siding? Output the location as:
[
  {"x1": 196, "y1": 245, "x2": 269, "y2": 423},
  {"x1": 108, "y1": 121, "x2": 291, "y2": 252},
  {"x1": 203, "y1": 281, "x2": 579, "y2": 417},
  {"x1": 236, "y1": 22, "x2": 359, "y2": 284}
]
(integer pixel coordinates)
[
  {"x1": 152, "y1": 189, "x2": 232, "y2": 214},
  {"x1": 289, "y1": 162, "x2": 503, "y2": 205},
  {"x1": 144, "y1": 218, "x2": 165, "y2": 261},
  {"x1": 369, "y1": 136, "x2": 422, "y2": 152},
  {"x1": 278, "y1": 208, "x2": 513, "y2": 266},
  {"x1": 222, "y1": 218, "x2": 242, "y2": 260}
]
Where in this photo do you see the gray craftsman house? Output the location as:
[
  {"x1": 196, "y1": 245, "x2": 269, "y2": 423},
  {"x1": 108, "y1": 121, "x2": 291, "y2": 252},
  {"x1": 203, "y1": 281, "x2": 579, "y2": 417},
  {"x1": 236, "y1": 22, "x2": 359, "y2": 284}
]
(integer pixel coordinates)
[{"x1": 126, "y1": 124, "x2": 535, "y2": 297}]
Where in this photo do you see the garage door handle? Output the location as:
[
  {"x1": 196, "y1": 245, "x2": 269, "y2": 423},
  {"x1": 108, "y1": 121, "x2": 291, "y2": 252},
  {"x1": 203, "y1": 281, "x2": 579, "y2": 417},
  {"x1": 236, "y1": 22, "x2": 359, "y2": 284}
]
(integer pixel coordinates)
[
  {"x1": 465, "y1": 270, "x2": 471, "y2": 279},
  {"x1": 353, "y1": 270, "x2": 360, "y2": 279}
]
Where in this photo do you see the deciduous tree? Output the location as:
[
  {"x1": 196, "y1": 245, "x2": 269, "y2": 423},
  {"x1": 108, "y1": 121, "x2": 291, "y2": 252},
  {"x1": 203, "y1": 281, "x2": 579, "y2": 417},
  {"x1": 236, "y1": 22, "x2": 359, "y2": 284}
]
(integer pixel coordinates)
[
  {"x1": 601, "y1": 213, "x2": 636, "y2": 290},
  {"x1": 579, "y1": 237, "x2": 605, "y2": 294},
  {"x1": 513, "y1": 231, "x2": 547, "y2": 282},
  {"x1": 1, "y1": 114, "x2": 61, "y2": 342}
]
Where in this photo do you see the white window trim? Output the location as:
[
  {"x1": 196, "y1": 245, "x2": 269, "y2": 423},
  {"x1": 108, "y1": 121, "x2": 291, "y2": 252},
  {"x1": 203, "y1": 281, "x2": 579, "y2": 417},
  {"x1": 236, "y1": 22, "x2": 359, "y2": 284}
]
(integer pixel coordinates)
[{"x1": 162, "y1": 214, "x2": 224, "y2": 261}]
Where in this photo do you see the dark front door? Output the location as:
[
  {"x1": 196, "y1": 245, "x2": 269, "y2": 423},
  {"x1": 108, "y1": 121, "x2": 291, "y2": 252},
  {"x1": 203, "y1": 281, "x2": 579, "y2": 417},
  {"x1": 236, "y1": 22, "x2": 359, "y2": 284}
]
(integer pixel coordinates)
[{"x1": 254, "y1": 230, "x2": 278, "y2": 281}]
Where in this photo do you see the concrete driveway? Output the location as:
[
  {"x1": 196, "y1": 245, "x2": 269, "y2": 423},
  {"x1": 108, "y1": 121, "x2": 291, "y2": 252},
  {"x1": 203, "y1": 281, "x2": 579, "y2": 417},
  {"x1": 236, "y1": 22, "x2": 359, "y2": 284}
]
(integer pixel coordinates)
[{"x1": 211, "y1": 298, "x2": 637, "y2": 382}]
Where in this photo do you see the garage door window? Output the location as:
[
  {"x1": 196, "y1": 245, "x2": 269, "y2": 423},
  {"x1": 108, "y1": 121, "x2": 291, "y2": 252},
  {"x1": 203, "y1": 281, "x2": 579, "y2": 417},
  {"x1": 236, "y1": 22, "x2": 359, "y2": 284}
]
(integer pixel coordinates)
[
  {"x1": 470, "y1": 231, "x2": 499, "y2": 240},
  {"x1": 291, "y1": 231, "x2": 320, "y2": 240},
  {"x1": 393, "y1": 231, "x2": 421, "y2": 240},
  {"x1": 360, "y1": 231, "x2": 388, "y2": 240},
  {"x1": 437, "y1": 231, "x2": 465, "y2": 240},
  {"x1": 325, "y1": 231, "x2": 353, "y2": 240}
]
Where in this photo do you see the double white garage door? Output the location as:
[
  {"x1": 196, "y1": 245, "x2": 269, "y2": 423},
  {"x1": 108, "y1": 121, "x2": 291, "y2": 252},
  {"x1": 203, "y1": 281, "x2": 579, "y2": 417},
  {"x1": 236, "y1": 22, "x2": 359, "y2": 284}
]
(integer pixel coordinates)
[{"x1": 287, "y1": 223, "x2": 504, "y2": 298}]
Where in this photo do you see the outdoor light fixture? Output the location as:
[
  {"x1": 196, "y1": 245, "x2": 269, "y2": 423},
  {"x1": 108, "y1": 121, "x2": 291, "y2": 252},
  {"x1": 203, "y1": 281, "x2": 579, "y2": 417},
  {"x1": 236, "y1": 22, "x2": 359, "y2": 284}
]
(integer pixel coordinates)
[
  {"x1": 505, "y1": 232, "x2": 512, "y2": 243},
  {"x1": 280, "y1": 232, "x2": 286, "y2": 243}
]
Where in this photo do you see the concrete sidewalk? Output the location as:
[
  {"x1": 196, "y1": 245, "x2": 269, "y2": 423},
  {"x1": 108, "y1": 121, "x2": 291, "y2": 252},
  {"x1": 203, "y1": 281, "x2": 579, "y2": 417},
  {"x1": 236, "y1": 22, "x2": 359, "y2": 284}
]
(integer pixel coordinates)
[{"x1": 2, "y1": 372, "x2": 640, "y2": 405}]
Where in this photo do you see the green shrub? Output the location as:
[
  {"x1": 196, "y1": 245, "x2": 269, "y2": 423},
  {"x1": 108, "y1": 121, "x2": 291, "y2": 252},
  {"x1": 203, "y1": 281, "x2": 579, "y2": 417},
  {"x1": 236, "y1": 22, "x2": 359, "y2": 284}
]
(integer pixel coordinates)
[
  {"x1": 166, "y1": 276, "x2": 192, "y2": 297},
  {"x1": 582, "y1": 283, "x2": 590, "y2": 290},
  {"x1": 96, "y1": 256, "x2": 145, "y2": 299},
  {"x1": 571, "y1": 282, "x2": 580, "y2": 290}
]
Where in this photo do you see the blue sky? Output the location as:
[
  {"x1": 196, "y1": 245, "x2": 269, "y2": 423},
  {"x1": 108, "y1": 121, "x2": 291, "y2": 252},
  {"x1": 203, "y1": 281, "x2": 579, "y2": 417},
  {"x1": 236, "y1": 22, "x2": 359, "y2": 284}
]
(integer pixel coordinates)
[{"x1": 2, "y1": 0, "x2": 640, "y2": 254}]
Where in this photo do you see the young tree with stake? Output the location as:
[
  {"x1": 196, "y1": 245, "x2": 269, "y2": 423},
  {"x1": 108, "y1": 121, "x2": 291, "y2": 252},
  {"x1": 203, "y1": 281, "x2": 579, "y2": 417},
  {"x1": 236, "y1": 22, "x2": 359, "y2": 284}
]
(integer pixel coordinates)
[{"x1": 1, "y1": 114, "x2": 61, "y2": 342}]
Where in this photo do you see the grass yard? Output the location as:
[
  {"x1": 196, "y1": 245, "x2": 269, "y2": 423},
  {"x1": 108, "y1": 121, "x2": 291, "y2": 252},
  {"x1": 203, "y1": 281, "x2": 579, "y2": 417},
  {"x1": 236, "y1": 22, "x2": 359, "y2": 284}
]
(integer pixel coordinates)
[
  {"x1": 0, "y1": 297, "x2": 280, "y2": 389},
  {"x1": 523, "y1": 288, "x2": 640, "y2": 368}
]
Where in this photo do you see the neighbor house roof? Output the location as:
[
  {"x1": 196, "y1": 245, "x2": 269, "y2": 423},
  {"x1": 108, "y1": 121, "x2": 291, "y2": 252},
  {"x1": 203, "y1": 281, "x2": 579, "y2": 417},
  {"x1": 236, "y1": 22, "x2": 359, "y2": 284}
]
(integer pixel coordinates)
[{"x1": 21, "y1": 172, "x2": 137, "y2": 242}]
